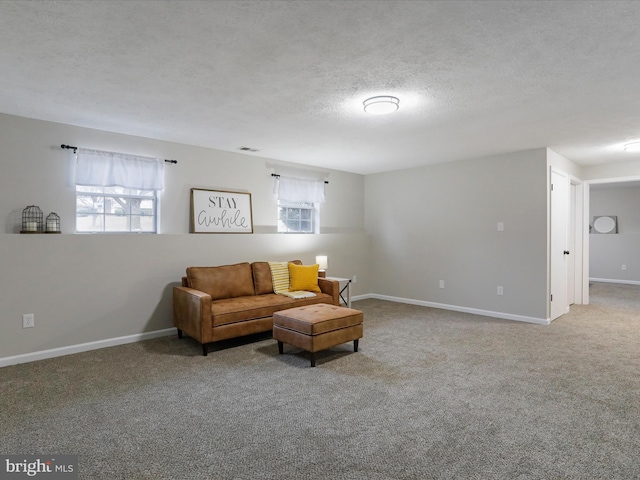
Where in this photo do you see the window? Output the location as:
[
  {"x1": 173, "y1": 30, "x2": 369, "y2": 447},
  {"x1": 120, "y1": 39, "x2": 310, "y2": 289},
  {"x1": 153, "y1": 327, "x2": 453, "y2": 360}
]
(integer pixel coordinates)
[
  {"x1": 277, "y1": 201, "x2": 318, "y2": 233},
  {"x1": 73, "y1": 148, "x2": 164, "y2": 234},
  {"x1": 76, "y1": 186, "x2": 157, "y2": 233},
  {"x1": 273, "y1": 175, "x2": 325, "y2": 234}
]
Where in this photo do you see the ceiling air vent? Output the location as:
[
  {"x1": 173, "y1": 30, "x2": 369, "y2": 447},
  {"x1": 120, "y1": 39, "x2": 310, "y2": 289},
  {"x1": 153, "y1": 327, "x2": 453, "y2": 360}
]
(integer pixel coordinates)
[{"x1": 237, "y1": 146, "x2": 259, "y2": 152}]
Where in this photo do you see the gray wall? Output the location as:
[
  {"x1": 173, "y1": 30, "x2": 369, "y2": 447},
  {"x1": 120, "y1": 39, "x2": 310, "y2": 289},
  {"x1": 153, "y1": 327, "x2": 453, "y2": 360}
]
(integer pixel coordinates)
[
  {"x1": 0, "y1": 113, "x2": 369, "y2": 359},
  {"x1": 364, "y1": 148, "x2": 549, "y2": 320},
  {"x1": 6, "y1": 110, "x2": 639, "y2": 362},
  {"x1": 589, "y1": 184, "x2": 640, "y2": 283},
  {"x1": 582, "y1": 160, "x2": 640, "y2": 181}
]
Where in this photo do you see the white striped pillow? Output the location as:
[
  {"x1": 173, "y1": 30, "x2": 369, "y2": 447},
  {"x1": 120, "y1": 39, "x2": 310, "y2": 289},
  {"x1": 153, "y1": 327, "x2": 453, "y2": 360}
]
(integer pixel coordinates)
[{"x1": 268, "y1": 261, "x2": 290, "y2": 294}]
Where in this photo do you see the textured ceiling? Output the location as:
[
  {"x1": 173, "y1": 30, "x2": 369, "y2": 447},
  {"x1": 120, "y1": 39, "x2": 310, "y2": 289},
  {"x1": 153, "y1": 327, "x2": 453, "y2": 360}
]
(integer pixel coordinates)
[{"x1": 2, "y1": 0, "x2": 640, "y2": 175}]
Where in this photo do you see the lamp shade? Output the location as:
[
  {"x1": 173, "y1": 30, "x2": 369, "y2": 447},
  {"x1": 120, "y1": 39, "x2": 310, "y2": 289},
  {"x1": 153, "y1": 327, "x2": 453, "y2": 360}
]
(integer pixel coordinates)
[{"x1": 315, "y1": 255, "x2": 328, "y2": 271}]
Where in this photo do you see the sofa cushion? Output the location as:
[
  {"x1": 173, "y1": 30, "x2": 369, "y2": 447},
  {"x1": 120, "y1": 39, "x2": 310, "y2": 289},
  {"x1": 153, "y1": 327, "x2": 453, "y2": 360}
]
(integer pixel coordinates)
[
  {"x1": 288, "y1": 263, "x2": 321, "y2": 292},
  {"x1": 211, "y1": 293, "x2": 335, "y2": 326},
  {"x1": 252, "y1": 262, "x2": 274, "y2": 295},
  {"x1": 187, "y1": 263, "x2": 255, "y2": 301},
  {"x1": 212, "y1": 294, "x2": 292, "y2": 326}
]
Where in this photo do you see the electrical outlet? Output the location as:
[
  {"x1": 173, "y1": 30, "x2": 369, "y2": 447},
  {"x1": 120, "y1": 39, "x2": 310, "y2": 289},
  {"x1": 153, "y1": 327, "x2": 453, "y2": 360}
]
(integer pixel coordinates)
[
  {"x1": 497, "y1": 286, "x2": 504, "y2": 296},
  {"x1": 622, "y1": 265, "x2": 627, "y2": 271},
  {"x1": 439, "y1": 280, "x2": 445, "y2": 289},
  {"x1": 352, "y1": 275, "x2": 357, "y2": 283},
  {"x1": 23, "y1": 313, "x2": 34, "y2": 328},
  {"x1": 497, "y1": 222, "x2": 504, "y2": 232}
]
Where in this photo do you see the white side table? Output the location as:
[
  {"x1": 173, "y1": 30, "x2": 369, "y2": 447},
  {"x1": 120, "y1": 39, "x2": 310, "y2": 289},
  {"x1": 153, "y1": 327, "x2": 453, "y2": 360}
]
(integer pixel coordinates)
[{"x1": 325, "y1": 276, "x2": 352, "y2": 308}]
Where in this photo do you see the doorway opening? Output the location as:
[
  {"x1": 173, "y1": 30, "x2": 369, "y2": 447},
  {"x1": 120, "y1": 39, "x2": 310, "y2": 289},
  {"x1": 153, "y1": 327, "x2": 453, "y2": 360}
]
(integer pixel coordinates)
[{"x1": 583, "y1": 177, "x2": 640, "y2": 306}]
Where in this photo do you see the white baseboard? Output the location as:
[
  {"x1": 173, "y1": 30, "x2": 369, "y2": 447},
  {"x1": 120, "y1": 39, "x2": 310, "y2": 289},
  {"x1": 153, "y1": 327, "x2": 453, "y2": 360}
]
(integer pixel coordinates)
[
  {"x1": 590, "y1": 277, "x2": 640, "y2": 286},
  {"x1": 1, "y1": 294, "x2": 553, "y2": 368},
  {"x1": 0, "y1": 328, "x2": 176, "y2": 368},
  {"x1": 352, "y1": 293, "x2": 550, "y2": 325}
]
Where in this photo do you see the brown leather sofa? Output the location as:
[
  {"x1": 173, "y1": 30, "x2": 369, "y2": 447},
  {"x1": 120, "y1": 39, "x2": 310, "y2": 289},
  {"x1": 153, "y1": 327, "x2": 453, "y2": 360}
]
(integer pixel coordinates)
[{"x1": 173, "y1": 260, "x2": 340, "y2": 355}]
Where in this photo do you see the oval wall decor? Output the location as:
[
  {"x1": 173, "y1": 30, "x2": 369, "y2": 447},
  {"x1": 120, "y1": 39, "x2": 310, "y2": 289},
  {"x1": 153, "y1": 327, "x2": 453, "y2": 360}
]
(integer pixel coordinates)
[{"x1": 592, "y1": 215, "x2": 617, "y2": 234}]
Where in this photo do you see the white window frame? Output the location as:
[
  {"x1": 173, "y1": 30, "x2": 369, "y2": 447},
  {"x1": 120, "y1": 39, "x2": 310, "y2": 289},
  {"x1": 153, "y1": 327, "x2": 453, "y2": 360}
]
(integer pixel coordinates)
[
  {"x1": 277, "y1": 200, "x2": 319, "y2": 234},
  {"x1": 75, "y1": 185, "x2": 159, "y2": 233}
]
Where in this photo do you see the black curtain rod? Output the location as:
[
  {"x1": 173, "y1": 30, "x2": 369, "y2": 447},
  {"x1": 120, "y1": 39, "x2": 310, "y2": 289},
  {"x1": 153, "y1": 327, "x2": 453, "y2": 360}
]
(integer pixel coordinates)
[
  {"x1": 61, "y1": 144, "x2": 177, "y2": 164},
  {"x1": 271, "y1": 173, "x2": 328, "y2": 184}
]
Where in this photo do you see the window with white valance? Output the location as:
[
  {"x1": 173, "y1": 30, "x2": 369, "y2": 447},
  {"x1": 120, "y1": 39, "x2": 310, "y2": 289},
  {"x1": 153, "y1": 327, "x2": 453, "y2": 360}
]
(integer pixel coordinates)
[
  {"x1": 274, "y1": 175, "x2": 325, "y2": 233},
  {"x1": 74, "y1": 148, "x2": 164, "y2": 233},
  {"x1": 274, "y1": 176, "x2": 326, "y2": 204},
  {"x1": 74, "y1": 148, "x2": 164, "y2": 190}
]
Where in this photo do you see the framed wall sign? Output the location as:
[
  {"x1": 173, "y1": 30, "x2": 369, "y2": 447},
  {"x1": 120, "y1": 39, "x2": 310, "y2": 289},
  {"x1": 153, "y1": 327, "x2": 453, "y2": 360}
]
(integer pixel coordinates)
[{"x1": 190, "y1": 188, "x2": 253, "y2": 233}]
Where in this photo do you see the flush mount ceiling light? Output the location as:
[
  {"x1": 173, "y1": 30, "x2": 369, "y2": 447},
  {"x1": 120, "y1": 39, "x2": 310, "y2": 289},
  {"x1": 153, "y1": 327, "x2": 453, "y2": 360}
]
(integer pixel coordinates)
[
  {"x1": 363, "y1": 96, "x2": 400, "y2": 115},
  {"x1": 623, "y1": 141, "x2": 640, "y2": 152}
]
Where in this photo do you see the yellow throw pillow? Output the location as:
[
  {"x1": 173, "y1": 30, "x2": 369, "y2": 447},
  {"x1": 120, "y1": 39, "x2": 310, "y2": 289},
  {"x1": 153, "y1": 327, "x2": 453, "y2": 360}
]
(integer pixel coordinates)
[{"x1": 288, "y1": 263, "x2": 321, "y2": 293}]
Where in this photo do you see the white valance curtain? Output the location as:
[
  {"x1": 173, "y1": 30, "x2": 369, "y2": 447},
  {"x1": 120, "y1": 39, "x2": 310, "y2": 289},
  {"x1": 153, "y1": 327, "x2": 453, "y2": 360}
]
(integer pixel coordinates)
[
  {"x1": 74, "y1": 148, "x2": 164, "y2": 190},
  {"x1": 274, "y1": 176, "x2": 326, "y2": 203}
]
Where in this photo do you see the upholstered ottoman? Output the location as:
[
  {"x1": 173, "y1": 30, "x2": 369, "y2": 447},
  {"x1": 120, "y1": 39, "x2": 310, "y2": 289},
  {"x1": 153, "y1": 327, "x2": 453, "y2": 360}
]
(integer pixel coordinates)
[{"x1": 273, "y1": 303, "x2": 363, "y2": 367}]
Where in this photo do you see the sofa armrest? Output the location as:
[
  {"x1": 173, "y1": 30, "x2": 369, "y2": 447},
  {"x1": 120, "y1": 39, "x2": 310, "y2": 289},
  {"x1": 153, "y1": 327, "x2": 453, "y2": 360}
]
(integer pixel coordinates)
[
  {"x1": 318, "y1": 278, "x2": 340, "y2": 306},
  {"x1": 173, "y1": 286, "x2": 213, "y2": 344}
]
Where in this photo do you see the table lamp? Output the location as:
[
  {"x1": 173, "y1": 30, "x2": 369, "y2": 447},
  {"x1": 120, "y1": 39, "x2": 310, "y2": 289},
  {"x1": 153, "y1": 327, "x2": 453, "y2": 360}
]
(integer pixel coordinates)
[{"x1": 316, "y1": 255, "x2": 328, "y2": 278}]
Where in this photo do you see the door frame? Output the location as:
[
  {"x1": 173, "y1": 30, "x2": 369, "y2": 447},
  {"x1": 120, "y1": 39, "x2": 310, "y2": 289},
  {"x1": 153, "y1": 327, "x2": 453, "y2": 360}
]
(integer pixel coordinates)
[
  {"x1": 548, "y1": 169, "x2": 588, "y2": 321},
  {"x1": 570, "y1": 176, "x2": 585, "y2": 305},
  {"x1": 582, "y1": 175, "x2": 640, "y2": 303}
]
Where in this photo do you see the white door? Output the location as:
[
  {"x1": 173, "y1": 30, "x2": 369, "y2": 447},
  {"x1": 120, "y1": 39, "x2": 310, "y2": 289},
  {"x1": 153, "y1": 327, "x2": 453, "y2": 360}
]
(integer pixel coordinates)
[{"x1": 550, "y1": 169, "x2": 570, "y2": 320}]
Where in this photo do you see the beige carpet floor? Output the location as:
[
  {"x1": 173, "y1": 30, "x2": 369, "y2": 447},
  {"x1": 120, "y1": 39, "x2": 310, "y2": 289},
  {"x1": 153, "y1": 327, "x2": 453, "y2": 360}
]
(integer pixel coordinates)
[{"x1": 1, "y1": 282, "x2": 639, "y2": 479}]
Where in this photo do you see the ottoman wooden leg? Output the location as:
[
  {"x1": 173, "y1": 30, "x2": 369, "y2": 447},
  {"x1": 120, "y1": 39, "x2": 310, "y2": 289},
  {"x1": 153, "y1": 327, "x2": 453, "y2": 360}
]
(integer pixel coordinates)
[
  {"x1": 354, "y1": 339, "x2": 359, "y2": 352},
  {"x1": 277, "y1": 341, "x2": 284, "y2": 354},
  {"x1": 310, "y1": 352, "x2": 316, "y2": 368}
]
